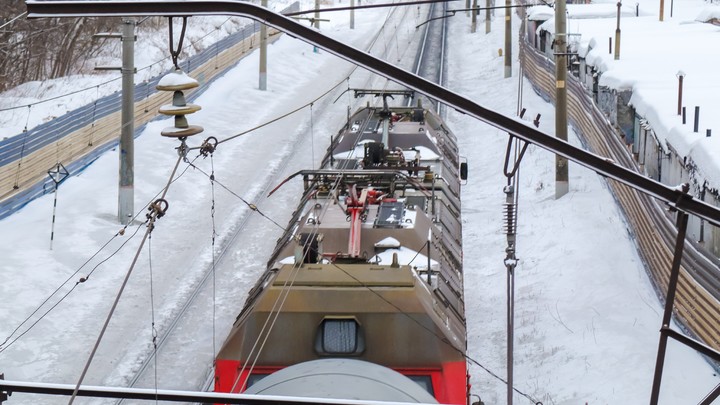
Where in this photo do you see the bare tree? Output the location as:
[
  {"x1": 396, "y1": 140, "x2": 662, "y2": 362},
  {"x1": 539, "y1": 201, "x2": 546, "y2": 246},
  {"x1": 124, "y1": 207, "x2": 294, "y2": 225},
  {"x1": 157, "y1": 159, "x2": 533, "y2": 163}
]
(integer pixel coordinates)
[{"x1": 0, "y1": 1, "x2": 118, "y2": 91}]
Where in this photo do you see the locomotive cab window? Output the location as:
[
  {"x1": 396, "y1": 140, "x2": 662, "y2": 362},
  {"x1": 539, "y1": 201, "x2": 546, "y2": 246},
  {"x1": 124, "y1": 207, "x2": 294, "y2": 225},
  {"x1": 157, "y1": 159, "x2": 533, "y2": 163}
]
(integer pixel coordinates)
[
  {"x1": 315, "y1": 318, "x2": 365, "y2": 356},
  {"x1": 407, "y1": 375, "x2": 435, "y2": 396}
]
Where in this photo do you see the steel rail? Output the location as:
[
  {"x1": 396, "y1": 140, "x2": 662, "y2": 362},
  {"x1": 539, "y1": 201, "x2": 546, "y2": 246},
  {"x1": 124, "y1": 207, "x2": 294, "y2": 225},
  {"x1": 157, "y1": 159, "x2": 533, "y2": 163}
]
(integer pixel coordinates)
[{"x1": 25, "y1": 0, "x2": 720, "y2": 227}]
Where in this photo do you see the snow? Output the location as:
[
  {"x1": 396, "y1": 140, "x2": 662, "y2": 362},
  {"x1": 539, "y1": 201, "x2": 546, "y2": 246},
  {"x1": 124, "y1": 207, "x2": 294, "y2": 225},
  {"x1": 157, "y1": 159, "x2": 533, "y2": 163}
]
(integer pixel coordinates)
[
  {"x1": 374, "y1": 237, "x2": 400, "y2": 248},
  {"x1": 368, "y1": 247, "x2": 439, "y2": 270},
  {"x1": 156, "y1": 69, "x2": 200, "y2": 90},
  {"x1": 534, "y1": 0, "x2": 720, "y2": 186},
  {"x1": 0, "y1": 0, "x2": 719, "y2": 404}
]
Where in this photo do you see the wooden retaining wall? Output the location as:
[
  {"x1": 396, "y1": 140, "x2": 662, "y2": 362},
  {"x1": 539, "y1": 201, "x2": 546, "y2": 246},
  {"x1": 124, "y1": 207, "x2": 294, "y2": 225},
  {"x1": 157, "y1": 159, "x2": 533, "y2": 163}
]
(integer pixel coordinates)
[
  {"x1": 520, "y1": 40, "x2": 720, "y2": 351},
  {"x1": 0, "y1": 25, "x2": 283, "y2": 217}
]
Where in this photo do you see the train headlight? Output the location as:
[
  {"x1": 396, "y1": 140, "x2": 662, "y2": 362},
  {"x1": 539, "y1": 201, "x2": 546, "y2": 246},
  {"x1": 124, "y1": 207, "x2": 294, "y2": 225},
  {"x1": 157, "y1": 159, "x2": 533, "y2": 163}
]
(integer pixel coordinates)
[{"x1": 315, "y1": 317, "x2": 365, "y2": 355}]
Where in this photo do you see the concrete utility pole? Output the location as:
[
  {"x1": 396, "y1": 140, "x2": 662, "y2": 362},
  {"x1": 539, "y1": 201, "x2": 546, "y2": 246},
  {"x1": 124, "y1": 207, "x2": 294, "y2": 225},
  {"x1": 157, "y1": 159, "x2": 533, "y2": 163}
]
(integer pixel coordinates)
[
  {"x1": 259, "y1": 0, "x2": 267, "y2": 90},
  {"x1": 485, "y1": 0, "x2": 491, "y2": 34},
  {"x1": 555, "y1": 0, "x2": 568, "y2": 198},
  {"x1": 315, "y1": 0, "x2": 320, "y2": 29},
  {"x1": 659, "y1": 0, "x2": 664, "y2": 21},
  {"x1": 504, "y1": 0, "x2": 512, "y2": 77},
  {"x1": 119, "y1": 19, "x2": 136, "y2": 224},
  {"x1": 471, "y1": 0, "x2": 477, "y2": 33},
  {"x1": 350, "y1": 0, "x2": 355, "y2": 29}
]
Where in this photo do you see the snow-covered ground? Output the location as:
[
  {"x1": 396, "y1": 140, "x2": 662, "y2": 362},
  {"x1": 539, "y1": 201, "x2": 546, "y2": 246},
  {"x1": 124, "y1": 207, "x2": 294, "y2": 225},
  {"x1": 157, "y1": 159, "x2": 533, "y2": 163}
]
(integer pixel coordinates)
[{"x1": 0, "y1": 0, "x2": 719, "y2": 404}]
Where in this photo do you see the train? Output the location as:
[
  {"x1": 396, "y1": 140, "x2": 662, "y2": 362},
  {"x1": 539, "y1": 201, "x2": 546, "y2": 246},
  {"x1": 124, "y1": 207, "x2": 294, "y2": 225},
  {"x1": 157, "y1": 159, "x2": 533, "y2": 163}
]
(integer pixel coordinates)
[{"x1": 213, "y1": 90, "x2": 469, "y2": 404}]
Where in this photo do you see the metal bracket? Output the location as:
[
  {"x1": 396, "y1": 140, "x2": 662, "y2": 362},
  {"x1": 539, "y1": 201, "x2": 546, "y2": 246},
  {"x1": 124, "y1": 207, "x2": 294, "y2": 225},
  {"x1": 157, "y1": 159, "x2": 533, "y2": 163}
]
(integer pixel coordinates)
[{"x1": 0, "y1": 373, "x2": 8, "y2": 403}]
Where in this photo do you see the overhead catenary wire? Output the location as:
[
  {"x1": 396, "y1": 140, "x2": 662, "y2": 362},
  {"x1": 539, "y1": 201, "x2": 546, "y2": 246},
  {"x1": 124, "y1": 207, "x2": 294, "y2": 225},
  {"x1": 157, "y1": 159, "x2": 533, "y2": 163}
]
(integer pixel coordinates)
[
  {"x1": 185, "y1": 161, "x2": 285, "y2": 230},
  {"x1": 147, "y1": 233, "x2": 160, "y2": 402},
  {"x1": 0, "y1": 154, "x2": 200, "y2": 355},
  {"x1": 230, "y1": 174, "x2": 347, "y2": 396},
  {"x1": 0, "y1": 16, "x2": 240, "y2": 113},
  {"x1": 114, "y1": 15, "x2": 399, "y2": 389},
  {"x1": 210, "y1": 153, "x2": 218, "y2": 363},
  {"x1": 328, "y1": 261, "x2": 542, "y2": 405},
  {"x1": 0, "y1": 221, "x2": 144, "y2": 355}
]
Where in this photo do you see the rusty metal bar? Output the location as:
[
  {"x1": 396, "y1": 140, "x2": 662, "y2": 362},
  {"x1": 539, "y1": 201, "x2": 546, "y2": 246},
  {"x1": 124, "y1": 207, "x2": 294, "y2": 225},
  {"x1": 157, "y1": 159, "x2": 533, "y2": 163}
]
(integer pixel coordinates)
[
  {"x1": 698, "y1": 382, "x2": 720, "y2": 405},
  {"x1": 664, "y1": 328, "x2": 720, "y2": 363},
  {"x1": 0, "y1": 378, "x2": 438, "y2": 405},
  {"x1": 649, "y1": 211, "x2": 689, "y2": 405}
]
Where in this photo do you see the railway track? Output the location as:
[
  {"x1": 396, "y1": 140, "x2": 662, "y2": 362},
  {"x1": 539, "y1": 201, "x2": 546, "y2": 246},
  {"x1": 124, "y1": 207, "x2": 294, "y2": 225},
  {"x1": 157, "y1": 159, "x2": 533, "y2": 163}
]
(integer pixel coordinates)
[
  {"x1": 111, "y1": 4, "x2": 432, "y2": 398},
  {"x1": 409, "y1": 0, "x2": 448, "y2": 116},
  {"x1": 520, "y1": 40, "x2": 720, "y2": 351}
]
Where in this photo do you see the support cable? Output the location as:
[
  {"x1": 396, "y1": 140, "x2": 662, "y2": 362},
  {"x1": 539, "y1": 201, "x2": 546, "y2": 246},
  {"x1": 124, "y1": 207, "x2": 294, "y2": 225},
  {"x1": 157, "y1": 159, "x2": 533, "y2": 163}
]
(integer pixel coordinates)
[
  {"x1": 89, "y1": 85, "x2": 99, "y2": 146},
  {"x1": 12, "y1": 105, "x2": 32, "y2": 189},
  {"x1": 328, "y1": 261, "x2": 543, "y2": 405},
  {"x1": 228, "y1": 174, "x2": 346, "y2": 397},
  {"x1": 310, "y1": 102, "x2": 315, "y2": 170},
  {"x1": 210, "y1": 153, "x2": 218, "y2": 361},
  {"x1": 68, "y1": 155, "x2": 182, "y2": 404},
  {"x1": 147, "y1": 234, "x2": 159, "y2": 403},
  {"x1": 0, "y1": 222, "x2": 144, "y2": 355},
  {"x1": 185, "y1": 161, "x2": 284, "y2": 230},
  {"x1": 0, "y1": 157, "x2": 200, "y2": 355},
  {"x1": 199, "y1": 76, "x2": 350, "y2": 149}
]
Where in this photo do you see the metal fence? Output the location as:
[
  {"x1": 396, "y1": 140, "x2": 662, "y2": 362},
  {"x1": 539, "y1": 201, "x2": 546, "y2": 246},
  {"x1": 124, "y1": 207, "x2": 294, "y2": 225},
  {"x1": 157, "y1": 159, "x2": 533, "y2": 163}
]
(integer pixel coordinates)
[{"x1": 0, "y1": 2, "x2": 298, "y2": 219}]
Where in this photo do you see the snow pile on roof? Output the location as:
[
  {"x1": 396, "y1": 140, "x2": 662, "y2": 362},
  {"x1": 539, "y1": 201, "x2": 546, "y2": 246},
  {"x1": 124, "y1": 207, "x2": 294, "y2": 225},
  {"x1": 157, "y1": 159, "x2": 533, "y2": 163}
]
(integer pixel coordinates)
[{"x1": 540, "y1": 2, "x2": 720, "y2": 185}]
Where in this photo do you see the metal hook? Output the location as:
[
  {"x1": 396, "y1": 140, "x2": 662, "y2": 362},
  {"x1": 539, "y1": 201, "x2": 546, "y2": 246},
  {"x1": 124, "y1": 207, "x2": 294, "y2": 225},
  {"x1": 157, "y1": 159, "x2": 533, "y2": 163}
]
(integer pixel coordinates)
[
  {"x1": 168, "y1": 16, "x2": 188, "y2": 69},
  {"x1": 503, "y1": 135, "x2": 529, "y2": 181}
]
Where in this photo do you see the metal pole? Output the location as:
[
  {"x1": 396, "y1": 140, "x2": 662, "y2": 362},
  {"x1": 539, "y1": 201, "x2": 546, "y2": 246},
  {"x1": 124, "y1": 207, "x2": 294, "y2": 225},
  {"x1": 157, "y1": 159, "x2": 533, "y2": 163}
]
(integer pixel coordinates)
[
  {"x1": 50, "y1": 186, "x2": 59, "y2": 250},
  {"x1": 649, "y1": 211, "x2": 689, "y2": 405},
  {"x1": 118, "y1": 19, "x2": 135, "y2": 225},
  {"x1": 555, "y1": 0, "x2": 568, "y2": 198},
  {"x1": 614, "y1": 1, "x2": 621, "y2": 60},
  {"x1": 504, "y1": 0, "x2": 512, "y2": 77},
  {"x1": 504, "y1": 184, "x2": 516, "y2": 405},
  {"x1": 506, "y1": 260, "x2": 514, "y2": 405},
  {"x1": 259, "y1": 0, "x2": 267, "y2": 90},
  {"x1": 676, "y1": 73, "x2": 683, "y2": 115}
]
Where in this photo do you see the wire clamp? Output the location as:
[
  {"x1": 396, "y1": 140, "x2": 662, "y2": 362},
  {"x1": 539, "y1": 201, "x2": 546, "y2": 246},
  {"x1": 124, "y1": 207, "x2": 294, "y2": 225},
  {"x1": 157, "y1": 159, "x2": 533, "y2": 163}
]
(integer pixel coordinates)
[
  {"x1": 200, "y1": 136, "x2": 218, "y2": 158},
  {"x1": 147, "y1": 198, "x2": 169, "y2": 221}
]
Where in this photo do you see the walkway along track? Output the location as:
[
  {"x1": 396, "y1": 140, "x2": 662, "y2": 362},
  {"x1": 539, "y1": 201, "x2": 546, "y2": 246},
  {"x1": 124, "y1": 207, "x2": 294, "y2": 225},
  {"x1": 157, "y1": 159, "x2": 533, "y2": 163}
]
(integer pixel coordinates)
[{"x1": 520, "y1": 40, "x2": 720, "y2": 352}]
